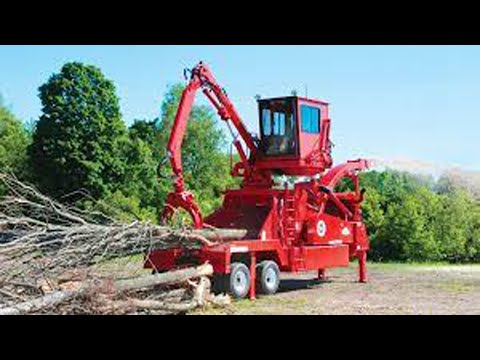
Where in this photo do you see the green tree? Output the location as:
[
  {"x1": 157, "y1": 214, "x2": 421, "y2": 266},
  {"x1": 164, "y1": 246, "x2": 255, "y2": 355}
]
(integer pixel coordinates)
[
  {"x1": 434, "y1": 189, "x2": 474, "y2": 262},
  {"x1": 0, "y1": 98, "x2": 30, "y2": 180},
  {"x1": 361, "y1": 187, "x2": 385, "y2": 258},
  {"x1": 339, "y1": 169, "x2": 480, "y2": 262},
  {"x1": 358, "y1": 170, "x2": 444, "y2": 262},
  {"x1": 375, "y1": 191, "x2": 438, "y2": 262},
  {"x1": 86, "y1": 190, "x2": 158, "y2": 224},
  {"x1": 466, "y1": 202, "x2": 480, "y2": 261},
  {"x1": 121, "y1": 131, "x2": 158, "y2": 209},
  {"x1": 129, "y1": 119, "x2": 159, "y2": 150},
  {"x1": 29, "y1": 62, "x2": 130, "y2": 199}
]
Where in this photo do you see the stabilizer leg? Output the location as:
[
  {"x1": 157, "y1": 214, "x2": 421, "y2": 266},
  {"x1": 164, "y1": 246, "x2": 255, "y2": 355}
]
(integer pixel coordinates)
[
  {"x1": 358, "y1": 250, "x2": 367, "y2": 283},
  {"x1": 249, "y1": 252, "x2": 256, "y2": 300},
  {"x1": 318, "y1": 269, "x2": 327, "y2": 281}
]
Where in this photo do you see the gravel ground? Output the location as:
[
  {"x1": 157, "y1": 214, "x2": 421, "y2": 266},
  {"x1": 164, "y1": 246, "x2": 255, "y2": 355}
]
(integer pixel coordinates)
[{"x1": 193, "y1": 263, "x2": 480, "y2": 315}]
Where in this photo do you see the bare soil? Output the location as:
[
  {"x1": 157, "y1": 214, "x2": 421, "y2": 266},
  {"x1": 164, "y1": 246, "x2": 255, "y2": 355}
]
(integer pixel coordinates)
[{"x1": 193, "y1": 263, "x2": 480, "y2": 315}]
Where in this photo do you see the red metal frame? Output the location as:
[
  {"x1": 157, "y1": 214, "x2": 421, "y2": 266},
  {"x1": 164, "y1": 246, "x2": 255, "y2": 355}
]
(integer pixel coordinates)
[{"x1": 151, "y1": 62, "x2": 371, "y2": 299}]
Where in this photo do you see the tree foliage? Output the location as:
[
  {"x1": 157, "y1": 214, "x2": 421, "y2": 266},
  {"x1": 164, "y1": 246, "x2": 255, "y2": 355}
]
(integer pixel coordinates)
[
  {"x1": 92, "y1": 83, "x2": 238, "y2": 223},
  {"x1": 29, "y1": 62, "x2": 129, "y2": 199},
  {"x1": 0, "y1": 99, "x2": 30, "y2": 185},
  {"x1": 359, "y1": 170, "x2": 480, "y2": 263}
]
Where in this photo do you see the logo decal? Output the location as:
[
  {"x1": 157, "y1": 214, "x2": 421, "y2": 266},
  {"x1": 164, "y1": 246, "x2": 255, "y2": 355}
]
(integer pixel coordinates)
[{"x1": 317, "y1": 220, "x2": 327, "y2": 237}]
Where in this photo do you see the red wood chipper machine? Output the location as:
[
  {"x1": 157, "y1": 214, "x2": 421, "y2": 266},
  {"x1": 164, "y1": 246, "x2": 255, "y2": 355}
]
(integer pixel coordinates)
[{"x1": 145, "y1": 62, "x2": 371, "y2": 299}]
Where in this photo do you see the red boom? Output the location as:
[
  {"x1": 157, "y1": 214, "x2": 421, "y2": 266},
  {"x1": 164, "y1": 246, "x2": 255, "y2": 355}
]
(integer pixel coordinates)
[{"x1": 162, "y1": 62, "x2": 258, "y2": 228}]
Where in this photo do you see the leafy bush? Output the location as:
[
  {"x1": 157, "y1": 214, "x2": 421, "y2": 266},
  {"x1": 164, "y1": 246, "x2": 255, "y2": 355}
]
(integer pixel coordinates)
[
  {"x1": 360, "y1": 170, "x2": 480, "y2": 263},
  {"x1": 0, "y1": 99, "x2": 30, "y2": 179},
  {"x1": 84, "y1": 190, "x2": 157, "y2": 224}
]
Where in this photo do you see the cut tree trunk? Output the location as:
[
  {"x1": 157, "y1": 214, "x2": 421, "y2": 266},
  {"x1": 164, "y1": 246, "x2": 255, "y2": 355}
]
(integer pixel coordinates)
[
  {"x1": 0, "y1": 264, "x2": 214, "y2": 315},
  {"x1": 152, "y1": 227, "x2": 247, "y2": 242},
  {"x1": 190, "y1": 228, "x2": 247, "y2": 241},
  {"x1": 0, "y1": 289, "x2": 81, "y2": 315},
  {"x1": 115, "y1": 263, "x2": 213, "y2": 292}
]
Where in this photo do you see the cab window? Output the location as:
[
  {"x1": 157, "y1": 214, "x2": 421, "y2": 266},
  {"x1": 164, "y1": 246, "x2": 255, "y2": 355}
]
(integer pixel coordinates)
[
  {"x1": 259, "y1": 99, "x2": 296, "y2": 156},
  {"x1": 301, "y1": 105, "x2": 320, "y2": 133}
]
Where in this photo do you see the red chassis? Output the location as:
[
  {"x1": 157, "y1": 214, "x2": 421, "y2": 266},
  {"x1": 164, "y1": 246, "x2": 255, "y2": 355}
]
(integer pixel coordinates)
[{"x1": 145, "y1": 62, "x2": 371, "y2": 299}]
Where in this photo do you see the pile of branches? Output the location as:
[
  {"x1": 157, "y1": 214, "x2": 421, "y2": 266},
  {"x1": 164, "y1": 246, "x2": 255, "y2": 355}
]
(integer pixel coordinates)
[{"x1": 0, "y1": 174, "x2": 236, "y2": 314}]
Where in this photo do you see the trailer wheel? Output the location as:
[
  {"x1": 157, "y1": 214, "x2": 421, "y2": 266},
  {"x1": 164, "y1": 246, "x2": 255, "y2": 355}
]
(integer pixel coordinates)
[
  {"x1": 229, "y1": 262, "x2": 251, "y2": 299},
  {"x1": 257, "y1": 260, "x2": 280, "y2": 295}
]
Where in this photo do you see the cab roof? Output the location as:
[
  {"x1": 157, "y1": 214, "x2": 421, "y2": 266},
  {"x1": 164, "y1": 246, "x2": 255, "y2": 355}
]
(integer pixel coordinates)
[{"x1": 257, "y1": 95, "x2": 329, "y2": 106}]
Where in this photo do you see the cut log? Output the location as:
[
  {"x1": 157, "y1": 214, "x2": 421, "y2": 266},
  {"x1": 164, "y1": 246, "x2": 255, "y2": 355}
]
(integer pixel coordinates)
[
  {"x1": 191, "y1": 276, "x2": 211, "y2": 307},
  {"x1": 0, "y1": 289, "x2": 81, "y2": 315},
  {"x1": 151, "y1": 227, "x2": 247, "y2": 242},
  {"x1": 115, "y1": 263, "x2": 213, "y2": 292},
  {"x1": 190, "y1": 228, "x2": 247, "y2": 241},
  {"x1": 95, "y1": 298, "x2": 197, "y2": 314},
  {"x1": 127, "y1": 298, "x2": 197, "y2": 313},
  {"x1": 0, "y1": 264, "x2": 214, "y2": 315}
]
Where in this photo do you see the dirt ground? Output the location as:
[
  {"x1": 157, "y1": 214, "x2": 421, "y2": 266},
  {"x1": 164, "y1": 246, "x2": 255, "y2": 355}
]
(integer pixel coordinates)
[{"x1": 193, "y1": 263, "x2": 480, "y2": 315}]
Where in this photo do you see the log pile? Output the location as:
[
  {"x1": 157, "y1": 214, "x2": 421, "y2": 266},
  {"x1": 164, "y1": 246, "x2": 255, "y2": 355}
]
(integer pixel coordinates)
[{"x1": 0, "y1": 174, "x2": 233, "y2": 315}]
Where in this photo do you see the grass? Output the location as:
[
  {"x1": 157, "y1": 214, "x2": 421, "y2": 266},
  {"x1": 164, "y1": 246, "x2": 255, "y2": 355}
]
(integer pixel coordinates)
[
  {"x1": 93, "y1": 253, "x2": 148, "y2": 278},
  {"x1": 360, "y1": 261, "x2": 480, "y2": 271},
  {"x1": 193, "y1": 294, "x2": 311, "y2": 315},
  {"x1": 324, "y1": 261, "x2": 457, "y2": 276},
  {"x1": 436, "y1": 282, "x2": 475, "y2": 294}
]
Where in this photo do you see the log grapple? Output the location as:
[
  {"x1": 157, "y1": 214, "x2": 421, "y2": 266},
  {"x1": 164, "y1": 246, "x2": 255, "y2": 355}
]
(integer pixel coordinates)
[{"x1": 145, "y1": 62, "x2": 371, "y2": 299}]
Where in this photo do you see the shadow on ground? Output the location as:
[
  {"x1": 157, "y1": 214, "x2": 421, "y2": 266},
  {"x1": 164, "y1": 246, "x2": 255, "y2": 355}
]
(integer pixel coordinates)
[{"x1": 277, "y1": 278, "x2": 330, "y2": 293}]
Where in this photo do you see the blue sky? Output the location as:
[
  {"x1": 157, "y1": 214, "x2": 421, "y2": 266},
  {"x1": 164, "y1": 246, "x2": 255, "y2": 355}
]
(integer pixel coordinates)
[{"x1": 0, "y1": 45, "x2": 478, "y2": 170}]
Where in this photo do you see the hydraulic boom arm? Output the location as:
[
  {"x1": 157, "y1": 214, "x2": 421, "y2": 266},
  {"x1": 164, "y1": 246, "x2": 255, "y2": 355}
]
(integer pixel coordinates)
[{"x1": 162, "y1": 62, "x2": 257, "y2": 228}]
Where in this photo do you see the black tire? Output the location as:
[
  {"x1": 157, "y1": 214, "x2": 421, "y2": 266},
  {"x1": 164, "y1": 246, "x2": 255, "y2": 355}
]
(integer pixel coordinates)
[
  {"x1": 228, "y1": 262, "x2": 251, "y2": 299},
  {"x1": 212, "y1": 273, "x2": 228, "y2": 294},
  {"x1": 256, "y1": 260, "x2": 280, "y2": 295}
]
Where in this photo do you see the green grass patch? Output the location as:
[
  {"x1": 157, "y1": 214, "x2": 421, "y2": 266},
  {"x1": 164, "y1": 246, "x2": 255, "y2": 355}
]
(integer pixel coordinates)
[
  {"x1": 360, "y1": 261, "x2": 475, "y2": 271},
  {"x1": 193, "y1": 295, "x2": 311, "y2": 315},
  {"x1": 228, "y1": 295, "x2": 310, "y2": 314},
  {"x1": 436, "y1": 282, "x2": 475, "y2": 294},
  {"x1": 93, "y1": 253, "x2": 149, "y2": 278}
]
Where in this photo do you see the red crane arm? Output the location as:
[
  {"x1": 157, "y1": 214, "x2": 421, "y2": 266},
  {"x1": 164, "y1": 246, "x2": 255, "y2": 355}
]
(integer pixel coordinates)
[
  {"x1": 163, "y1": 62, "x2": 257, "y2": 228},
  {"x1": 167, "y1": 62, "x2": 257, "y2": 192},
  {"x1": 167, "y1": 75, "x2": 201, "y2": 193}
]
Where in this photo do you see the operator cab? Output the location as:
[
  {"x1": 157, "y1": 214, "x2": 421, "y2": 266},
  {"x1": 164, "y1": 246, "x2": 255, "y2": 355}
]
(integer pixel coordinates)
[{"x1": 256, "y1": 96, "x2": 332, "y2": 176}]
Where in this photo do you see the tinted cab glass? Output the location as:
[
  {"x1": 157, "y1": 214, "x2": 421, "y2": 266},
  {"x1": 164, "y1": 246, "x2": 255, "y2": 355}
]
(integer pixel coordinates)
[{"x1": 259, "y1": 98, "x2": 297, "y2": 156}]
